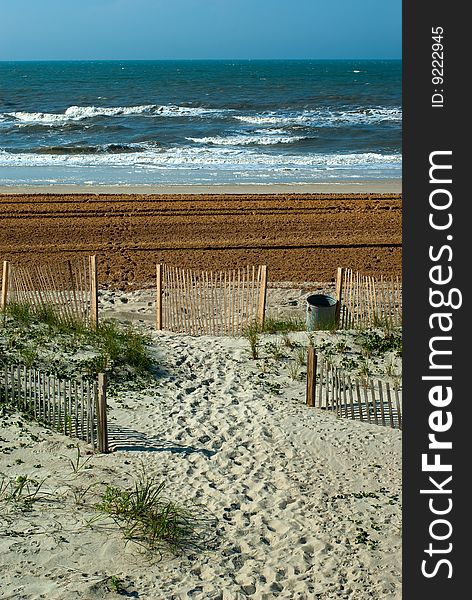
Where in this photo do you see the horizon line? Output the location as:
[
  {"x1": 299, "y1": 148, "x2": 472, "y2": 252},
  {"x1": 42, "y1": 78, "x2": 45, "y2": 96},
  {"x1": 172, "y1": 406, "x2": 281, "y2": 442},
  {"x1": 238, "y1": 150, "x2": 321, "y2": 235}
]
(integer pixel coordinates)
[{"x1": 0, "y1": 57, "x2": 402, "y2": 63}]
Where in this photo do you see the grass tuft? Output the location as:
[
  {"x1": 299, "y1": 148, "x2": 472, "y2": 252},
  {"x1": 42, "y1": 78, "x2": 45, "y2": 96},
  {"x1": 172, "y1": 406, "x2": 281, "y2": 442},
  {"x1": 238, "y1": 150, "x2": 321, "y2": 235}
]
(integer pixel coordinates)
[
  {"x1": 34, "y1": 304, "x2": 61, "y2": 328},
  {"x1": 4, "y1": 302, "x2": 33, "y2": 325},
  {"x1": 288, "y1": 361, "x2": 301, "y2": 381},
  {"x1": 260, "y1": 317, "x2": 306, "y2": 334},
  {"x1": 93, "y1": 321, "x2": 152, "y2": 375},
  {"x1": 359, "y1": 329, "x2": 402, "y2": 357},
  {"x1": 0, "y1": 474, "x2": 48, "y2": 509},
  {"x1": 242, "y1": 322, "x2": 261, "y2": 360},
  {"x1": 96, "y1": 471, "x2": 211, "y2": 555}
]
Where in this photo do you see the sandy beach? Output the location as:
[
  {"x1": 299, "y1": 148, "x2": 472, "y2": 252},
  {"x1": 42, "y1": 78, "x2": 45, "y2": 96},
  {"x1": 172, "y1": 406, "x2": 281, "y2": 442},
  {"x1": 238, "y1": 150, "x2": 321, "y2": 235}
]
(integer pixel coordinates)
[{"x1": 0, "y1": 181, "x2": 401, "y2": 195}]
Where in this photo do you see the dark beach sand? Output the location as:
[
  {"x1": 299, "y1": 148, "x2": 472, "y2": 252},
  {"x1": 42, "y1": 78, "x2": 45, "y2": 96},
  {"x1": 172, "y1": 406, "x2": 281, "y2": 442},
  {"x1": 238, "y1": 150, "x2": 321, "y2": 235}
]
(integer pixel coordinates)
[{"x1": 0, "y1": 192, "x2": 402, "y2": 288}]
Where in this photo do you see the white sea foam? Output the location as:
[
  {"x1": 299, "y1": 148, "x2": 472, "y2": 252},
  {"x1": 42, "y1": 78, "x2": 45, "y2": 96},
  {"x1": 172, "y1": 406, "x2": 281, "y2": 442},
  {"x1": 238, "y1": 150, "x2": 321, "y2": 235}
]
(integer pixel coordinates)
[
  {"x1": 186, "y1": 133, "x2": 305, "y2": 146},
  {"x1": 7, "y1": 106, "x2": 152, "y2": 124},
  {"x1": 6, "y1": 104, "x2": 228, "y2": 125},
  {"x1": 235, "y1": 115, "x2": 289, "y2": 126},
  {"x1": 4, "y1": 105, "x2": 401, "y2": 128},
  {"x1": 0, "y1": 147, "x2": 402, "y2": 170},
  {"x1": 152, "y1": 105, "x2": 230, "y2": 117},
  {"x1": 234, "y1": 107, "x2": 402, "y2": 127}
]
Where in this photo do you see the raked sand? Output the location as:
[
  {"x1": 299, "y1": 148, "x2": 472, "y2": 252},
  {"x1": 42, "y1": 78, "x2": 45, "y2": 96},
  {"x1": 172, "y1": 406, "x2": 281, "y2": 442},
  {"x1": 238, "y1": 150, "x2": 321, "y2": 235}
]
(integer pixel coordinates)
[
  {"x1": 0, "y1": 192, "x2": 402, "y2": 287},
  {"x1": 0, "y1": 291, "x2": 401, "y2": 600}
]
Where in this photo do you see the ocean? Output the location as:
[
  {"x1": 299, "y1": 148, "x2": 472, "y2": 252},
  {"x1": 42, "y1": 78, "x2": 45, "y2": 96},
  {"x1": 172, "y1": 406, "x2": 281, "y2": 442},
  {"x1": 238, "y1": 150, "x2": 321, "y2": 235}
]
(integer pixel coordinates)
[{"x1": 0, "y1": 60, "x2": 401, "y2": 186}]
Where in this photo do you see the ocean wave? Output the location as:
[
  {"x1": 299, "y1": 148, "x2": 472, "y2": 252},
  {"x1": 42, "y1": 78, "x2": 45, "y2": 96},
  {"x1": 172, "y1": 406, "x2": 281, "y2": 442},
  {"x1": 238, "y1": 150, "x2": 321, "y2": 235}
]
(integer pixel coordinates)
[
  {"x1": 7, "y1": 105, "x2": 154, "y2": 124},
  {"x1": 29, "y1": 143, "x2": 145, "y2": 155},
  {"x1": 2, "y1": 104, "x2": 401, "y2": 129},
  {"x1": 234, "y1": 107, "x2": 402, "y2": 127},
  {"x1": 186, "y1": 133, "x2": 306, "y2": 146},
  {"x1": 0, "y1": 147, "x2": 402, "y2": 170},
  {"x1": 4, "y1": 104, "x2": 229, "y2": 125}
]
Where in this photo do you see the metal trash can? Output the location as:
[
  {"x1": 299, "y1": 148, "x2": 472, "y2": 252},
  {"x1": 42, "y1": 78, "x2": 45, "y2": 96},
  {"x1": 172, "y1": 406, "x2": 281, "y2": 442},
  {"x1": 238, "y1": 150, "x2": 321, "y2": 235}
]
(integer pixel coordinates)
[{"x1": 306, "y1": 294, "x2": 337, "y2": 330}]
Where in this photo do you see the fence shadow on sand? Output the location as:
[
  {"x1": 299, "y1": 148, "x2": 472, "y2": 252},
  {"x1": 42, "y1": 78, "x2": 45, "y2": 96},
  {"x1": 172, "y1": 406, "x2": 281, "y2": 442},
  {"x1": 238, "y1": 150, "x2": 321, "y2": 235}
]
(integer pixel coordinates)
[{"x1": 107, "y1": 423, "x2": 216, "y2": 456}]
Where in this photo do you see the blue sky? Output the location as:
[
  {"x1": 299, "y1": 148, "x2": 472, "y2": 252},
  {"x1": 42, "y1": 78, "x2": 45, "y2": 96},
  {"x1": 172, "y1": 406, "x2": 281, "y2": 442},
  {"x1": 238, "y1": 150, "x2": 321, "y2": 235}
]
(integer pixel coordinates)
[{"x1": 0, "y1": 0, "x2": 401, "y2": 61}]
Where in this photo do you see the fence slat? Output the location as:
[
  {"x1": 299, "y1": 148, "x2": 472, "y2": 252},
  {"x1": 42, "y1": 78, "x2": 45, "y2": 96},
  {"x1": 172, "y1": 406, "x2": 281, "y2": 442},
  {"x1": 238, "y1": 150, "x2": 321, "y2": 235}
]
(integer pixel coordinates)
[
  {"x1": 369, "y1": 379, "x2": 378, "y2": 425},
  {"x1": 89, "y1": 255, "x2": 99, "y2": 329},
  {"x1": 42, "y1": 371, "x2": 47, "y2": 423},
  {"x1": 91, "y1": 381, "x2": 97, "y2": 451},
  {"x1": 335, "y1": 267, "x2": 344, "y2": 328},
  {"x1": 1, "y1": 261, "x2": 10, "y2": 310},
  {"x1": 85, "y1": 381, "x2": 91, "y2": 445},
  {"x1": 342, "y1": 373, "x2": 348, "y2": 419},
  {"x1": 394, "y1": 383, "x2": 402, "y2": 430},
  {"x1": 184, "y1": 269, "x2": 193, "y2": 335},
  {"x1": 378, "y1": 380, "x2": 386, "y2": 427},
  {"x1": 385, "y1": 381, "x2": 395, "y2": 428},
  {"x1": 347, "y1": 376, "x2": 355, "y2": 419},
  {"x1": 325, "y1": 361, "x2": 330, "y2": 409},
  {"x1": 97, "y1": 373, "x2": 108, "y2": 453},
  {"x1": 317, "y1": 358, "x2": 324, "y2": 408},
  {"x1": 335, "y1": 370, "x2": 341, "y2": 417},
  {"x1": 306, "y1": 347, "x2": 317, "y2": 407},
  {"x1": 355, "y1": 380, "x2": 364, "y2": 422},
  {"x1": 156, "y1": 264, "x2": 163, "y2": 330},
  {"x1": 257, "y1": 265, "x2": 268, "y2": 328}
]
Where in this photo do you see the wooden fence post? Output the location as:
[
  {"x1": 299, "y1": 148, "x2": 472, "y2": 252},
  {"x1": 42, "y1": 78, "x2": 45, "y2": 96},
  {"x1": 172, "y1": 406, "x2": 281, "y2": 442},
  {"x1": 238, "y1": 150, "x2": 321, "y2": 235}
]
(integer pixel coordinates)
[
  {"x1": 394, "y1": 383, "x2": 402, "y2": 430},
  {"x1": 156, "y1": 263, "x2": 163, "y2": 330},
  {"x1": 306, "y1": 346, "x2": 317, "y2": 407},
  {"x1": 257, "y1": 265, "x2": 268, "y2": 328},
  {"x1": 89, "y1": 255, "x2": 98, "y2": 329},
  {"x1": 97, "y1": 372, "x2": 109, "y2": 453},
  {"x1": 1, "y1": 261, "x2": 10, "y2": 311},
  {"x1": 335, "y1": 267, "x2": 344, "y2": 329}
]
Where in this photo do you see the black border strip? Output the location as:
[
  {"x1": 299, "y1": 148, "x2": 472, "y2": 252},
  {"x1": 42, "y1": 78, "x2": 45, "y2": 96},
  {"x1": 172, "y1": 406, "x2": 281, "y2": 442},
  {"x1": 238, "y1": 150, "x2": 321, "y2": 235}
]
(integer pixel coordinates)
[{"x1": 403, "y1": 2, "x2": 469, "y2": 597}]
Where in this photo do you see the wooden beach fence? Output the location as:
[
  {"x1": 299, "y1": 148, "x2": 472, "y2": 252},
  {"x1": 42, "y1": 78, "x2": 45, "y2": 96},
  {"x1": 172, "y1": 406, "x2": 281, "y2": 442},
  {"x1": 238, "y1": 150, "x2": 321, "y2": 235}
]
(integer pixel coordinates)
[
  {"x1": 0, "y1": 365, "x2": 108, "y2": 452},
  {"x1": 305, "y1": 351, "x2": 402, "y2": 430},
  {"x1": 335, "y1": 267, "x2": 402, "y2": 330},
  {"x1": 156, "y1": 263, "x2": 268, "y2": 336},
  {"x1": 1, "y1": 256, "x2": 99, "y2": 328}
]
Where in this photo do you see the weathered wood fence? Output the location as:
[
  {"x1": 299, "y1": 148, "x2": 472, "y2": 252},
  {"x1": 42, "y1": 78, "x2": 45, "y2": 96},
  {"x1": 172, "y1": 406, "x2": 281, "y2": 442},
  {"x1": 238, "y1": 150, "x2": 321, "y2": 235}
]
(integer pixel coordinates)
[
  {"x1": 0, "y1": 365, "x2": 108, "y2": 452},
  {"x1": 335, "y1": 267, "x2": 402, "y2": 329},
  {"x1": 1, "y1": 256, "x2": 98, "y2": 327},
  {"x1": 306, "y1": 347, "x2": 402, "y2": 430},
  {"x1": 156, "y1": 263, "x2": 268, "y2": 336}
]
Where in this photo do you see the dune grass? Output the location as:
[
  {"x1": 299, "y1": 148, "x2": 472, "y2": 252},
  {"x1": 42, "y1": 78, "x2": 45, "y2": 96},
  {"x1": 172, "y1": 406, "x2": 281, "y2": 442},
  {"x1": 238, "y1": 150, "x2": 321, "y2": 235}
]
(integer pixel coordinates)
[
  {"x1": 4, "y1": 301, "x2": 89, "y2": 334},
  {"x1": 96, "y1": 471, "x2": 212, "y2": 555},
  {"x1": 242, "y1": 317, "x2": 306, "y2": 360},
  {"x1": 0, "y1": 474, "x2": 48, "y2": 509},
  {"x1": 1, "y1": 301, "x2": 153, "y2": 380},
  {"x1": 92, "y1": 321, "x2": 152, "y2": 375},
  {"x1": 260, "y1": 316, "x2": 306, "y2": 334}
]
